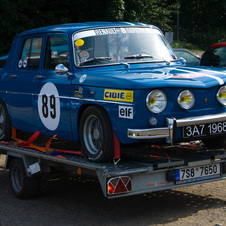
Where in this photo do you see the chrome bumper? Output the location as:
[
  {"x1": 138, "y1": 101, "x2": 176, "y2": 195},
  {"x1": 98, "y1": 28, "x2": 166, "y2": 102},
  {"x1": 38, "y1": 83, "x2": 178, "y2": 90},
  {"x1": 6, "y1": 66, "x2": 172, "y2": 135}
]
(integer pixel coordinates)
[{"x1": 127, "y1": 113, "x2": 226, "y2": 144}]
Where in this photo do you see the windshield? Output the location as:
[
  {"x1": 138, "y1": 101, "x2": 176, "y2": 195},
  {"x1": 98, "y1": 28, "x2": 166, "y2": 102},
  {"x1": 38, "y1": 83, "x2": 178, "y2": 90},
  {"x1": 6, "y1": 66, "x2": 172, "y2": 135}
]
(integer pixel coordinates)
[{"x1": 73, "y1": 27, "x2": 177, "y2": 67}]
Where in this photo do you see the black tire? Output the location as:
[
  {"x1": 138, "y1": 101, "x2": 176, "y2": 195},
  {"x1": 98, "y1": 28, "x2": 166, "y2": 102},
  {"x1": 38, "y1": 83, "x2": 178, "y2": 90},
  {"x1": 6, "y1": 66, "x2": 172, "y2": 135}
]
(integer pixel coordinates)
[
  {"x1": 0, "y1": 100, "x2": 11, "y2": 141},
  {"x1": 9, "y1": 158, "x2": 41, "y2": 199},
  {"x1": 79, "y1": 106, "x2": 114, "y2": 162}
]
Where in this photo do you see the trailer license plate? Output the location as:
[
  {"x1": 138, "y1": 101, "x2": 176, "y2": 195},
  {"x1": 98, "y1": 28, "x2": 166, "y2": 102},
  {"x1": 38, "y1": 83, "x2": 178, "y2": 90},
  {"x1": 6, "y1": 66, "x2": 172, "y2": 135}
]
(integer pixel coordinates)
[
  {"x1": 175, "y1": 163, "x2": 220, "y2": 184},
  {"x1": 183, "y1": 121, "x2": 226, "y2": 138}
]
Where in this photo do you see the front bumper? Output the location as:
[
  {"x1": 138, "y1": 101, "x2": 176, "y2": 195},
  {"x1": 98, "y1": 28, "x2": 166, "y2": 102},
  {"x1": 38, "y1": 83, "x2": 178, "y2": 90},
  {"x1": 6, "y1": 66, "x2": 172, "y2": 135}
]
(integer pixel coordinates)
[{"x1": 127, "y1": 113, "x2": 226, "y2": 144}]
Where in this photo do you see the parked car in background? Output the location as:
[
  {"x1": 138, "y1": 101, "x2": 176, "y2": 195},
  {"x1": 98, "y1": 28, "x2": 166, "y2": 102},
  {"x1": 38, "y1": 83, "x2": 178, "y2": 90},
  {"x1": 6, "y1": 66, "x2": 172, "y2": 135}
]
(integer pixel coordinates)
[
  {"x1": 200, "y1": 42, "x2": 226, "y2": 68},
  {"x1": 173, "y1": 48, "x2": 200, "y2": 65}
]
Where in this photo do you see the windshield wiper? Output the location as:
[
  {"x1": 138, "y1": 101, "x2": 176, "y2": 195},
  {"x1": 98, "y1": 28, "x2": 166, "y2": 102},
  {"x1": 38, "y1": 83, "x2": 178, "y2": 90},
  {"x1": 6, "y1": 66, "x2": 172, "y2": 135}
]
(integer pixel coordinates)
[
  {"x1": 124, "y1": 54, "x2": 153, "y2": 59},
  {"x1": 80, "y1": 57, "x2": 112, "y2": 66}
]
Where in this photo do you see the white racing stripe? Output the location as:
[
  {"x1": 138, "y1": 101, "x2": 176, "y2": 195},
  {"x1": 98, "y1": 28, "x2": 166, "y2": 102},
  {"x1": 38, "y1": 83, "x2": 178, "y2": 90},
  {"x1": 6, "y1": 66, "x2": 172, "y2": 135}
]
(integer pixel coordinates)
[
  {"x1": 183, "y1": 67, "x2": 226, "y2": 85},
  {"x1": 175, "y1": 67, "x2": 225, "y2": 85}
]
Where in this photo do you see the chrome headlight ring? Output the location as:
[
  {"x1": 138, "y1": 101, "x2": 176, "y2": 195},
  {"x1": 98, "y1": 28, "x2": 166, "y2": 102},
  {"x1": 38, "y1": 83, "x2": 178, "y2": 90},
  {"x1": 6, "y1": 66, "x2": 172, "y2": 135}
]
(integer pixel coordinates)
[
  {"x1": 217, "y1": 86, "x2": 226, "y2": 106},
  {"x1": 177, "y1": 90, "x2": 195, "y2": 110},
  {"x1": 146, "y1": 90, "x2": 167, "y2": 113}
]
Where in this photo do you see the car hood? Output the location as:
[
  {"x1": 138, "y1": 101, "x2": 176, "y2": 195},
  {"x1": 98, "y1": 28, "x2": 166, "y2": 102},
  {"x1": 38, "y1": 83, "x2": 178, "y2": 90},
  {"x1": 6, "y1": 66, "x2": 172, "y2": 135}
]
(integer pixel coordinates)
[{"x1": 72, "y1": 65, "x2": 226, "y2": 89}]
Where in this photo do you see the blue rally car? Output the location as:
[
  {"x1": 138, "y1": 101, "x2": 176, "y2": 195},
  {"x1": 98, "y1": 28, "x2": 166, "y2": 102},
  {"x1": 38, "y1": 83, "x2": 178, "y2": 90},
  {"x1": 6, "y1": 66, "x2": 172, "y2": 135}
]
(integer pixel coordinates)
[{"x1": 1, "y1": 22, "x2": 226, "y2": 162}]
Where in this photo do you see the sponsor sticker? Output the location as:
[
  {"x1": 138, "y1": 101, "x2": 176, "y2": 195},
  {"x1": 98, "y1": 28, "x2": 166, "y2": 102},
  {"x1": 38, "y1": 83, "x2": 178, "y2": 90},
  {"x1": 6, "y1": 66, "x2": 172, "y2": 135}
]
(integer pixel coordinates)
[
  {"x1": 94, "y1": 27, "x2": 160, "y2": 36},
  {"x1": 23, "y1": 58, "x2": 27, "y2": 68},
  {"x1": 79, "y1": 74, "x2": 87, "y2": 83},
  {"x1": 119, "y1": 106, "x2": 133, "y2": 119},
  {"x1": 104, "y1": 89, "x2": 133, "y2": 102},
  {"x1": 74, "y1": 86, "x2": 83, "y2": 97},
  {"x1": 18, "y1": 60, "x2": 22, "y2": 68},
  {"x1": 75, "y1": 39, "x2": 84, "y2": 47}
]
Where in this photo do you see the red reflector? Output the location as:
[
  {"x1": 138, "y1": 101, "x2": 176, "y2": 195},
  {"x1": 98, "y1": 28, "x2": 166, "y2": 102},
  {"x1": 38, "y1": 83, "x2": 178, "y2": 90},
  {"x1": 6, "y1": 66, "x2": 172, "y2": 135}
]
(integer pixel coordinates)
[
  {"x1": 107, "y1": 176, "x2": 132, "y2": 195},
  {"x1": 108, "y1": 183, "x2": 115, "y2": 195}
]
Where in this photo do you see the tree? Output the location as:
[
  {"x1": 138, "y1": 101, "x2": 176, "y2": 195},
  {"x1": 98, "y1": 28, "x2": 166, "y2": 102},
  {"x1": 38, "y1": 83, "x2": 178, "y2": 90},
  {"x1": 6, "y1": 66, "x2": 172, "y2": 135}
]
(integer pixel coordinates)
[
  {"x1": 0, "y1": 0, "x2": 179, "y2": 54},
  {"x1": 124, "y1": 0, "x2": 177, "y2": 32},
  {"x1": 178, "y1": 0, "x2": 226, "y2": 48}
]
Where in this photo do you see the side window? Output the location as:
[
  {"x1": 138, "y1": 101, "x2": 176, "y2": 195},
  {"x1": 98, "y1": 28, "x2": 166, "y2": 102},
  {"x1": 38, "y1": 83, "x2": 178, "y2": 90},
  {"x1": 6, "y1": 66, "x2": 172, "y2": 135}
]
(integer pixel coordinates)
[
  {"x1": 18, "y1": 37, "x2": 42, "y2": 69},
  {"x1": 45, "y1": 35, "x2": 69, "y2": 70},
  {"x1": 0, "y1": 54, "x2": 8, "y2": 68},
  {"x1": 212, "y1": 47, "x2": 226, "y2": 67}
]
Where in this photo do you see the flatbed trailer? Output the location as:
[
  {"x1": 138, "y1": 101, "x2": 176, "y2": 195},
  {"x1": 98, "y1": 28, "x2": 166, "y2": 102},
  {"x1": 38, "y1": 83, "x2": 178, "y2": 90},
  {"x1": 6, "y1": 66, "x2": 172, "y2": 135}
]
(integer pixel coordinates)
[{"x1": 0, "y1": 135, "x2": 226, "y2": 199}]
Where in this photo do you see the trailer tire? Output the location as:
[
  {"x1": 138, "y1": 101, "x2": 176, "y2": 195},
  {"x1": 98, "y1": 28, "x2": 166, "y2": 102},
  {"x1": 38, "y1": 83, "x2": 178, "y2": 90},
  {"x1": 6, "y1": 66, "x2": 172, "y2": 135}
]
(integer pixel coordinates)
[
  {"x1": 9, "y1": 158, "x2": 41, "y2": 199},
  {"x1": 0, "y1": 100, "x2": 12, "y2": 141},
  {"x1": 79, "y1": 106, "x2": 114, "y2": 162}
]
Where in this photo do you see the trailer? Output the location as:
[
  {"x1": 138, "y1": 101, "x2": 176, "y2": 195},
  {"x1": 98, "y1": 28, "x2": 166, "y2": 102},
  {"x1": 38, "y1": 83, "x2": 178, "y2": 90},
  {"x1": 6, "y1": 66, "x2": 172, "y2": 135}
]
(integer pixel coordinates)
[{"x1": 0, "y1": 130, "x2": 226, "y2": 199}]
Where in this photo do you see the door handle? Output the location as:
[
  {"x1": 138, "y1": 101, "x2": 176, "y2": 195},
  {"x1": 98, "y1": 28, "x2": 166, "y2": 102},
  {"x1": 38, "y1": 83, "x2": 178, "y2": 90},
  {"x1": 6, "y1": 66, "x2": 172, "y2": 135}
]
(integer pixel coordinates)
[
  {"x1": 9, "y1": 75, "x2": 18, "y2": 79},
  {"x1": 34, "y1": 75, "x2": 44, "y2": 80}
]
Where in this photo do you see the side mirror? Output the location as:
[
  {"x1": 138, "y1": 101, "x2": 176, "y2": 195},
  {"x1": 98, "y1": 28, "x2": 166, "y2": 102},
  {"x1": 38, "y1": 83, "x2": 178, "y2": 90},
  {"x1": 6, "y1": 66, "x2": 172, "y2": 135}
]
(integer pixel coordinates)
[
  {"x1": 55, "y1": 64, "x2": 68, "y2": 73},
  {"x1": 179, "y1": 57, "x2": 186, "y2": 65}
]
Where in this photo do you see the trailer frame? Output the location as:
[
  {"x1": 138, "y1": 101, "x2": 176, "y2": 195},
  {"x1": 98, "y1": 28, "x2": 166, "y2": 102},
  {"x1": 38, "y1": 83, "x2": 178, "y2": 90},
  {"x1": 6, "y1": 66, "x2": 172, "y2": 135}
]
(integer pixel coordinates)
[{"x1": 1, "y1": 136, "x2": 226, "y2": 199}]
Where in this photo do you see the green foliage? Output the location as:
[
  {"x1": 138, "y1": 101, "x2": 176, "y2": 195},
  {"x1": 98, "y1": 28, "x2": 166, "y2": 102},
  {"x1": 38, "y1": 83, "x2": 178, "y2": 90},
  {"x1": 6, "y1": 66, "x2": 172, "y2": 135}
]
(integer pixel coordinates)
[
  {"x1": 0, "y1": 0, "x2": 225, "y2": 54},
  {"x1": 105, "y1": 0, "x2": 125, "y2": 21},
  {"x1": 124, "y1": 0, "x2": 177, "y2": 31},
  {"x1": 178, "y1": 0, "x2": 226, "y2": 49},
  {"x1": 171, "y1": 41, "x2": 202, "y2": 51}
]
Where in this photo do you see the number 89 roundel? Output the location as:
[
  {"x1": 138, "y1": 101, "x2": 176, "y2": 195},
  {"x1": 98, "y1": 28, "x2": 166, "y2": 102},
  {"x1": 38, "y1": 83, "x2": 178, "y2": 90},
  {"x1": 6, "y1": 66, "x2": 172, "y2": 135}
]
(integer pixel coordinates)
[{"x1": 38, "y1": 82, "x2": 60, "y2": 131}]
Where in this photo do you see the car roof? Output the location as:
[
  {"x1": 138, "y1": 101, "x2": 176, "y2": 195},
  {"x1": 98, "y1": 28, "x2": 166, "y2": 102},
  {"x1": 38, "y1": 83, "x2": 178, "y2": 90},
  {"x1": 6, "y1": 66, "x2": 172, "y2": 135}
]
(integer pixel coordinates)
[
  {"x1": 16, "y1": 22, "x2": 156, "y2": 37},
  {"x1": 210, "y1": 42, "x2": 226, "y2": 48}
]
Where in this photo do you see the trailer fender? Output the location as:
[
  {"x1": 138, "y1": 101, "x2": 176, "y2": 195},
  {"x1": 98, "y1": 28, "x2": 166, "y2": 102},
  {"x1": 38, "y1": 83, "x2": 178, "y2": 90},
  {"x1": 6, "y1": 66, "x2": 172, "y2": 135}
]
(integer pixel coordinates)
[{"x1": 5, "y1": 152, "x2": 41, "y2": 176}]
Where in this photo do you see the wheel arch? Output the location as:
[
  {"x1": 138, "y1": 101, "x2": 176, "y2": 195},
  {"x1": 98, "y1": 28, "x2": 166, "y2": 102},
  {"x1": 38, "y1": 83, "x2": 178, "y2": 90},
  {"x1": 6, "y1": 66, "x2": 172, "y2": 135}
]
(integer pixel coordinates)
[
  {"x1": 0, "y1": 98, "x2": 9, "y2": 111},
  {"x1": 0, "y1": 97, "x2": 13, "y2": 125},
  {"x1": 77, "y1": 103, "x2": 113, "y2": 131}
]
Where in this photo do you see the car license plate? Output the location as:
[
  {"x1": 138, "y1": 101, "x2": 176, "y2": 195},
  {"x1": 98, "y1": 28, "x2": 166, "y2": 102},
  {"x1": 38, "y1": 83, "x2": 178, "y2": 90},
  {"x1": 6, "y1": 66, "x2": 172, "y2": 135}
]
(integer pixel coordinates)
[
  {"x1": 183, "y1": 121, "x2": 226, "y2": 138},
  {"x1": 175, "y1": 163, "x2": 220, "y2": 184}
]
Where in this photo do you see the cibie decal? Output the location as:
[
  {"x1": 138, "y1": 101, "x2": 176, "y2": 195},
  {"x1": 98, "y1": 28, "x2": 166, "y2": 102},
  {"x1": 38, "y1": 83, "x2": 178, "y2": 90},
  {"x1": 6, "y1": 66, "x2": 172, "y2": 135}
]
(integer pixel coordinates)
[
  {"x1": 104, "y1": 89, "x2": 133, "y2": 102},
  {"x1": 38, "y1": 82, "x2": 60, "y2": 131},
  {"x1": 119, "y1": 106, "x2": 133, "y2": 119}
]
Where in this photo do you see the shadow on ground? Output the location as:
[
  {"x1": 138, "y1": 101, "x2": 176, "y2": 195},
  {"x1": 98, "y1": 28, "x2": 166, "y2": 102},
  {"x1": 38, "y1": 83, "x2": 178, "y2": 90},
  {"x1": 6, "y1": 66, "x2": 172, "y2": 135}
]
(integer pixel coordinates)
[{"x1": 0, "y1": 168, "x2": 225, "y2": 226}]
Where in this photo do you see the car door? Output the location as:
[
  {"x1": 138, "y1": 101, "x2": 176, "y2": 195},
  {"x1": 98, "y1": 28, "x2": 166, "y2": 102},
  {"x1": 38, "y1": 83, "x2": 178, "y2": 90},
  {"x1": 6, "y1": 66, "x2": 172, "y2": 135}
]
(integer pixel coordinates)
[
  {"x1": 33, "y1": 33, "x2": 74, "y2": 140},
  {"x1": 7, "y1": 35, "x2": 44, "y2": 132}
]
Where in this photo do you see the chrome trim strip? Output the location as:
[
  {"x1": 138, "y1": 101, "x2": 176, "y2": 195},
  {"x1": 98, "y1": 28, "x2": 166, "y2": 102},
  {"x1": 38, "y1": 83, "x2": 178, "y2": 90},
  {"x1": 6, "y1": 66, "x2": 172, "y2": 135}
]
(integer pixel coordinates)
[
  {"x1": 176, "y1": 113, "x2": 226, "y2": 127},
  {"x1": 127, "y1": 128, "x2": 170, "y2": 140},
  {"x1": 70, "y1": 97, "x2": 133, "y2": 105},
  {"x1": 2, "y1": 91, "x2": 133, "y2": 105}
]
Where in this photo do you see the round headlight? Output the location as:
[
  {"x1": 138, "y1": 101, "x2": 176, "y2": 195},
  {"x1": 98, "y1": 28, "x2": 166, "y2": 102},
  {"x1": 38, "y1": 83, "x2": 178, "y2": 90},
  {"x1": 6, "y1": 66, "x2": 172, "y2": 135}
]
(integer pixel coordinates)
[
  {"x1": 146, "y1": 90, "x2": 167, "y2": 113},
  {"x1": 177, "y1": 90, "x2": 195, "y2": 109},
  {"x1": 217, "y1": 86, "x2": 226, "y2": 106}
]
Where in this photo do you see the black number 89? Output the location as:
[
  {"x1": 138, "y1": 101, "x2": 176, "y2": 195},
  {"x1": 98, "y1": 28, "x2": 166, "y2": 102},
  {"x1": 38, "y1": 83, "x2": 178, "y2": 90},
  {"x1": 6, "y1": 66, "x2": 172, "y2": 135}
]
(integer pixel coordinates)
[{"x1": 42, "y1": 94, "x2": 56, "y2": 119}]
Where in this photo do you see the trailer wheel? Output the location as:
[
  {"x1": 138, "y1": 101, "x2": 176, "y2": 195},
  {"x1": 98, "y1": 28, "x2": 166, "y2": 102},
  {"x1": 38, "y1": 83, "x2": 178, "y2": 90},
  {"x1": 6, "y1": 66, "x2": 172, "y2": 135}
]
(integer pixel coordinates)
[
  {"x1": 79, "y1": 106, "x2": 114, "y2": 162},
  {"x1": 9, "y1": 159, "x2": 41, "y2": 199},
  {"x1": 0, "y1": 100, "x2": 11, "y2": 141}
]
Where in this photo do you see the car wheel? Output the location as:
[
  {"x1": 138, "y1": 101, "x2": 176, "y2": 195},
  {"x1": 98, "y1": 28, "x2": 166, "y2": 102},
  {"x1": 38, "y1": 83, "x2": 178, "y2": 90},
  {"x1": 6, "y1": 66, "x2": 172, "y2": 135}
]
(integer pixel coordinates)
[
  {"x1": 79, "y1": 106, "x2": 114, "y2": 162},
  {"x1": 9, "y1": 158, "x2": 41, "y2": 199},
  {"x1": 0, "y1": 100, "x2": 11, "y2": 140}
]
